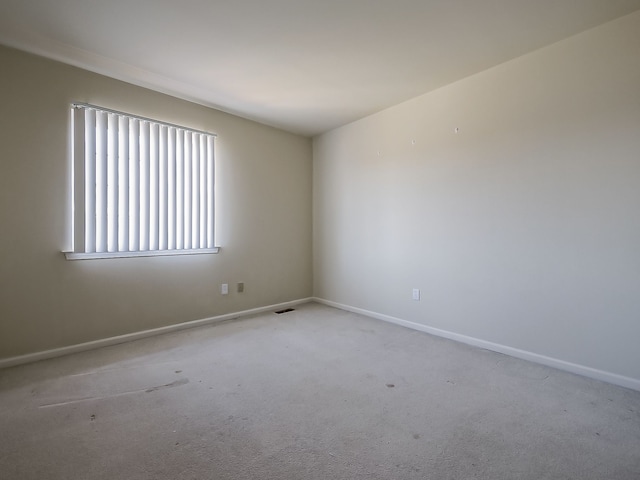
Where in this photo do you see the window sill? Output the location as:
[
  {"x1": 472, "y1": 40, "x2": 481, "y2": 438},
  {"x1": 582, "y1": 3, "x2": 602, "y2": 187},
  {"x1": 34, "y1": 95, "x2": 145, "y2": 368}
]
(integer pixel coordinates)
[{"x1": 64, "y1": 247, "x2": 220, "y2": 260}]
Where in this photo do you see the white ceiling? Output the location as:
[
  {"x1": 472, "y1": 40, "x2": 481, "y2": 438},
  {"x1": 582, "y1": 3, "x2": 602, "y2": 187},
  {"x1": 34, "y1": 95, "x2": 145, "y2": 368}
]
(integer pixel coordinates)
[{"x1": 1, "y1": 0, "x2": 640, "y2": 137}]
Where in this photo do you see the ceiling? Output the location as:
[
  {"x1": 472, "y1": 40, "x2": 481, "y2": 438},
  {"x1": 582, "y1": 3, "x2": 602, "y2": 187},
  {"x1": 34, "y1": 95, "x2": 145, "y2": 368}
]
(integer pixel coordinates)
[{"x1": 1, "y1": 1, "x2": 640, "y2": 137}]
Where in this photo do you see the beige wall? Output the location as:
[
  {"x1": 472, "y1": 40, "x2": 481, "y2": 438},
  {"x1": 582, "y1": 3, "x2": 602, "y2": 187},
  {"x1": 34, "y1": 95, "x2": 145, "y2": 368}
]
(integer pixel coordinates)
[
  {"x1": 313, "y1": 12, "x2": 640, "y2": 382},
  {"x1": 0, "y1": 46, "x2": 312, "y2": 359}
]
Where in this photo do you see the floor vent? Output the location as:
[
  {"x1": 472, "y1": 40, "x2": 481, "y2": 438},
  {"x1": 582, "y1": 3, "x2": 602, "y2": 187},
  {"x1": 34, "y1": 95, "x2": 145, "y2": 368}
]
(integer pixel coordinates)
[{"x1": 274, "y1": 308, "x2": 295, "y2": 314}]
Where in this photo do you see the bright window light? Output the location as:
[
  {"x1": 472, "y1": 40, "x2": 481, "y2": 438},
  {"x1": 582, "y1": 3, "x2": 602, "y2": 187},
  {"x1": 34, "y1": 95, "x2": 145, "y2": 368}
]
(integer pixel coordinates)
[{"x1": 67, "y1": 103, "x2": 218, "y2": 260}]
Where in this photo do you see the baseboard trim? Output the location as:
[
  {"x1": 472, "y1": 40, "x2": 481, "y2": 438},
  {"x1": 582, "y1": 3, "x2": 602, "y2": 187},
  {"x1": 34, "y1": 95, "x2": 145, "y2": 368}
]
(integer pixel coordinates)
[
  {"x1": 0, "y1": 297, "x2": 314, "y2": 369},
  {"x1": 312, "y1": 297, "x2": 640, "y2": 392}
]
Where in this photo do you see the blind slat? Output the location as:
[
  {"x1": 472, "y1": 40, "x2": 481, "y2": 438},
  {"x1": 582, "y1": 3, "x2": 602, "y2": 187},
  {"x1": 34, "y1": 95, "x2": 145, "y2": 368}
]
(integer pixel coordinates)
[
  {"x1": 167, "y1": 128, "x2": 176, "y2": 250},
  {"x1": 176, "y1": 129, "x2": 184, "y2": 250},
  {"x1": 149, "y1": 123, "x2": 159, "y2": 250},
  {"x1": 207, "y1": 136, "x2": 215, "y2": 248},
  {"x1": 199, "y1": 135, "x2": 207, "y2": 248},
  {"x1": 96, "y1": 111, "x2": 108, "y2": 253},
  {"x1": 85, "y1": 109, "x2": 97, "y2": 253},
  {"x1": 159, "y1": 125, "x2": 168, "y2": 251},
  {"x1": 107, "y1": 113, "x2": 119, "y2": 252},
  {"x1": 129, "y1": 119, "x2": 140, "y2": 251},
  {"x1": 140, "y1": 121, "x2": 150, "y2": 251},
  {"x1": 118, "y1": 116, "x2": 129, "y2": 252},
  {"x1": 184, "y1": 131, "x2": 192, "y2": 249},
  {"x1": 73, "y1": 108, "x2": 86, "y2": 253},
  {"x1": 192, "y1": 134, "x2": 200, "y2": 248}
]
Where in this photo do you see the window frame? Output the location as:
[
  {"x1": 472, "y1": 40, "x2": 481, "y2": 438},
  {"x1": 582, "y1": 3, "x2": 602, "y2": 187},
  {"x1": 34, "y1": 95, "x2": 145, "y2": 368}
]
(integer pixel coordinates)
[{"x1": 65, "y1": 103, "x2": 219, "y2": 260}]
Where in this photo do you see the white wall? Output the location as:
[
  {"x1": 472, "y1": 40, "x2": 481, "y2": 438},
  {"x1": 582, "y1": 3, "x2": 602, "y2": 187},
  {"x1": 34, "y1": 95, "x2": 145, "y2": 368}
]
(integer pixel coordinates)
[
  {"x1": 313, "y1": 12, "x2": 640, "y2": 385},
  {"x1": 0, "y1": 46, "x2": 312, "y2": 359}
]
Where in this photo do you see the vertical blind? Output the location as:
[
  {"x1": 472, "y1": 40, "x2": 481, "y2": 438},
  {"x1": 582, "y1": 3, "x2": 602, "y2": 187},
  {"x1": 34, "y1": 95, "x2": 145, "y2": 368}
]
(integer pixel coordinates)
[{"x1": 71, "y1": 104, "x2": 217, "y2": 256}]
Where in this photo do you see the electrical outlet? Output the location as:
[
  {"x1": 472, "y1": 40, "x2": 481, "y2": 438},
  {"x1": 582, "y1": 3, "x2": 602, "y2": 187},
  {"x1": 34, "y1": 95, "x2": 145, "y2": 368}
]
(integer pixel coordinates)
[
  {"x1": 221, "y1": 283, "x2": 229, "y2": 295},
  {"x1": 412, "y1": 288, "x2": 420, "y2": 301},
  {"x1": 237, "y1": 282, "x2": 244, "y2": 293}
]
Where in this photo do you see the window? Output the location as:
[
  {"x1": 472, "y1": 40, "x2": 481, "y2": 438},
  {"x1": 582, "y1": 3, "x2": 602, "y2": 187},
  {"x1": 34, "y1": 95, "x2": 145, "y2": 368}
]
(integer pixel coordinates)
[{"x1": 66, "y1": 103, "x2": 218, "y2": 260}]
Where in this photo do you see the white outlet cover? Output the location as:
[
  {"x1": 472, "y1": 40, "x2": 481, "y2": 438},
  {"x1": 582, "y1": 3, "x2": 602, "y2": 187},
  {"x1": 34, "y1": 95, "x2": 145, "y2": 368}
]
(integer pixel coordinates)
[
  {"x1": 412, "y1": 288, "x2": 420, "y2": 301},
  {"x1": 221, "y1": 283, "x2": 229, "y2": 295}
]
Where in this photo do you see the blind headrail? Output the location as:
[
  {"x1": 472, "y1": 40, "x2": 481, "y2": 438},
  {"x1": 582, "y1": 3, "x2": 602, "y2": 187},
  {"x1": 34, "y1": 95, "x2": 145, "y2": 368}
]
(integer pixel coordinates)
[{"x1": 72, "y1": 103, "x2": 217, "y2": 138}]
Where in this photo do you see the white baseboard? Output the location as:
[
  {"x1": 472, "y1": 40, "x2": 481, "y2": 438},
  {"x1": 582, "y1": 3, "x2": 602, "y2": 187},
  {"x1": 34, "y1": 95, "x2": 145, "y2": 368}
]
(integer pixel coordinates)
[
  {"x1": 0, "y1": 297, "x2": 313, "y2": 369},
  {"x1": 313, "y1": 297, "x2": 640, "y2": 392}
]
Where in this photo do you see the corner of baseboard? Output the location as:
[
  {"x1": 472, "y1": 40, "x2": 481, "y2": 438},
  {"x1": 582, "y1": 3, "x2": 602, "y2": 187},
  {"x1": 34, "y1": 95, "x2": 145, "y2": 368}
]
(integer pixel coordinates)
[
  {"x1": 0, "y1": 297, "x2": 315, "y2": 370},
  {"x1": 312, "y1": 297, "x2": 640, "y2": 392}
]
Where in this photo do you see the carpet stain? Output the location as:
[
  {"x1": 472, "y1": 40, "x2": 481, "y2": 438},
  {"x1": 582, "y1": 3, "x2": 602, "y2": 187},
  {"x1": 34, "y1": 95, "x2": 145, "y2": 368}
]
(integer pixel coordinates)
[
  {"x1": 413, "y1": 434, "x2": 420, "y2": 439},
  {"x1": 38, "y1": 378, "x2": 190, "y2": 408},
  {"x1": 386, "y1": 384, "x2": 395, "y2": 388},
  {"x1": 145, "y1": 378, "x2": 189, "y2": 393}
]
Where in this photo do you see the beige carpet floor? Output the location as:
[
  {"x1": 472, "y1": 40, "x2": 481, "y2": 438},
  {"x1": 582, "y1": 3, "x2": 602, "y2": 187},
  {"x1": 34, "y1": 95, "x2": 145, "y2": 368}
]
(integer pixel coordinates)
[{"x1": 1, "y1": 302, "x2": 639, "y2": 479}]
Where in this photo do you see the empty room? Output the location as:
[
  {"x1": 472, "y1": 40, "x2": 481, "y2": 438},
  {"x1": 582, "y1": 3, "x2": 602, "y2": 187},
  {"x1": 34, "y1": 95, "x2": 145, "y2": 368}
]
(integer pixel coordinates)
[{"x1": 1, "y1": 1, "x2": 639, "y2": 479}]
